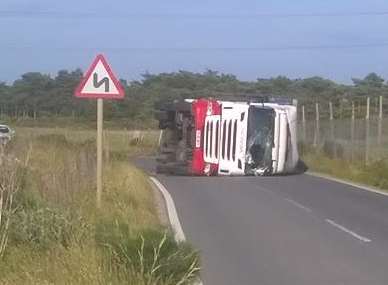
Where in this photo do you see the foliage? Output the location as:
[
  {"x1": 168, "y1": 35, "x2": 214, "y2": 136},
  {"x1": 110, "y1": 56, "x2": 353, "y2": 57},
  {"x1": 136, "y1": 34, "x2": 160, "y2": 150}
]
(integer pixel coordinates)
[
  {"x1": 1, "y1": 70, "x2": 388, "y2": 125},
  {"x1": 0, "y1": 156, "x2": 22, "y2": 258},
  {"x1": 0, "y1": 128, "x2": 199, "y2": 284},
  {"x1": 97, "y1": 227, "x2": 199, "y2": 285},
  {"x1": 302, "y1": 150, "x2": 388, "y2": 191}
]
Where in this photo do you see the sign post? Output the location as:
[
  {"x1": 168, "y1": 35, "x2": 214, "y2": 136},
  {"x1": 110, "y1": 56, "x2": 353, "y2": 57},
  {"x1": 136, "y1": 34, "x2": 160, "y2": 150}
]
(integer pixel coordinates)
[
  {"x1": 96, "y1": 98, "x2": 103, "y2": 207},
  {"x1": 74, "y1": 54, "x2": 125, "y2": 208}
]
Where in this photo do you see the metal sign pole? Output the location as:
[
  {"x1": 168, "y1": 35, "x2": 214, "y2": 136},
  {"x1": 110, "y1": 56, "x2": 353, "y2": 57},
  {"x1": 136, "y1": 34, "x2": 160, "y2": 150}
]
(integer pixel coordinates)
[
  {"x1": 97, "y1": 98, "x2": 103, "y2": 208},
  {"x1": 74, "y1": 54, "x2": 125, "y2": 209}
]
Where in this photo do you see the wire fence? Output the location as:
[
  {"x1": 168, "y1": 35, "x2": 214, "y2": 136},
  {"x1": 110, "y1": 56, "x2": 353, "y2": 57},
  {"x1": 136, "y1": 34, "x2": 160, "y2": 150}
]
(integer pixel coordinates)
[{"x1": 298, "y1": 96, "x2": 388, "y2": 164}]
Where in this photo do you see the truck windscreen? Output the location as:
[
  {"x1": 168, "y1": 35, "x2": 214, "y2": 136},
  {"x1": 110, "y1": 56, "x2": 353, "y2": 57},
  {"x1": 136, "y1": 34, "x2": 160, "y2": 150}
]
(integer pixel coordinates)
[{"x1": 246, "y1": 106, "x2": 274, "y2": 175}]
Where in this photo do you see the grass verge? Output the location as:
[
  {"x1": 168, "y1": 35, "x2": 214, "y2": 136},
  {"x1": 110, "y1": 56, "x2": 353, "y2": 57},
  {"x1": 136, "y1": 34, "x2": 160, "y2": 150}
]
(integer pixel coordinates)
[
  {"x1": 302, "y1": 149, "x2": 388, "y2": 192},
  {"x1": 0, "y1": 127, "x2": 199, "y2": 284}
]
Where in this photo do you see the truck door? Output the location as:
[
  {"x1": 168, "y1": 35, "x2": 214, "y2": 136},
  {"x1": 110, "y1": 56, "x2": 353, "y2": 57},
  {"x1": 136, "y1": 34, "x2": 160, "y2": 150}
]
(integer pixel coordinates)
[
  {"x1": 218, "y1": 102, "x2": 249, "y2": 176},
  {"x1": 203, "y1": 115, "x2": 221, "y2": 165}
]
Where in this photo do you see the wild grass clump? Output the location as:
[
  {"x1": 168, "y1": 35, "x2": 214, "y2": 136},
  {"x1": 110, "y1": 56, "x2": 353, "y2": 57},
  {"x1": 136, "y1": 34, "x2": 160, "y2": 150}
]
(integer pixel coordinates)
[
  {"x1": 0, "y1": 127, "x2": 200, "y2": 284},
  {"x1": 302, "y1": 147, "x2": 388, "y2": 191},
  {"x1": 98, "y1": 227, "x2": 199, "y2": 285},
  {"x1": 9, "y1": 199, "x2": 90, "y2": 250},
  {"x1": 0, "y1": 155, "x2": 23, "y2": 258}
]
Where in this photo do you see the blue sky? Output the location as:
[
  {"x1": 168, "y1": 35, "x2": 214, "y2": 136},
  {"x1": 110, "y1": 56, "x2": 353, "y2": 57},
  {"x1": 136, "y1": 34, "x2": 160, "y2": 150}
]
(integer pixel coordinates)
[{"x1": 1, "y1": 0, "x2": 388, "y2": 83}]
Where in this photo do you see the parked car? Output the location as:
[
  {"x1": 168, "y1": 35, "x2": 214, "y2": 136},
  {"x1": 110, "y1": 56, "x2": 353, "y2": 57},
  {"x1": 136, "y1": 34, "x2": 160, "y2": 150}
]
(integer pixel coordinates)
[{"x1": 0, "y1": 124, "x2": 14, "y2": 145}]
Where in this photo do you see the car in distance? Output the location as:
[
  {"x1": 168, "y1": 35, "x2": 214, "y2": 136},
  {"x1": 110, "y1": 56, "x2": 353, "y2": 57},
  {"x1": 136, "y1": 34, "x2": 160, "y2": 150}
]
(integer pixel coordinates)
[{"x1": 0, "y1": 124, "x2": 15, "y2": 145}]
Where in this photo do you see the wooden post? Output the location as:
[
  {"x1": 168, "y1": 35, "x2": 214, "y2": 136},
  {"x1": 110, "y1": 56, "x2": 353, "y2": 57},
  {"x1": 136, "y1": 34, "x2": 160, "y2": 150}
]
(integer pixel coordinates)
[
  {"x1": 96, "y1": 98, "x2": 103, "y2": 208},
  {"x1": 302, "y1": 105, "x2": 306, "y2": 142},
  {"x1": 329, "y1": 101, "x2": 336, "y2": 157},
  {"x1": 365, "y1": 97, "x2": 370, "y2": 165},
  {"x1": 378, "y1": 96, "x2": 383, "y2": 146},
  {"x1": 366, "y1": 97, "x2": 370, "y2": 121},
  {"x1": 351, "y1": 101, "x2": 355, "y2": 161},
  {"x1": 329, "y1": 101, "x2": 334, "y2": 121},
  {"x1": 314, "y1": 102, "x2": 320, "y2": 146},
  {"x1": 158, "y1": 129, "x2": 164, "y2": 147},
  {"x1": 375, "y1": 97, "x2": 379, "y2": 116},
  {"x1": 379, "y1": 96, "x2": 383, "y2": 119}
]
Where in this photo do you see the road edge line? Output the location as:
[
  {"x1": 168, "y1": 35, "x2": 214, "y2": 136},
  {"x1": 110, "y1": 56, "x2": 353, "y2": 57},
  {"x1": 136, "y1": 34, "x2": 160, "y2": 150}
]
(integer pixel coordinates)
[
  {"x1": 150, "y1": 176, "x2": 186, "y2": 242},
  {"x1": 149, "y1": 176, "x2": 204, "y2": 285},
  {"x1": 325, "y1": 219, "x2": 372, "y2": 243},
  {"x1": 306, "y1": 172, "x2": 388, "y2": 197}
]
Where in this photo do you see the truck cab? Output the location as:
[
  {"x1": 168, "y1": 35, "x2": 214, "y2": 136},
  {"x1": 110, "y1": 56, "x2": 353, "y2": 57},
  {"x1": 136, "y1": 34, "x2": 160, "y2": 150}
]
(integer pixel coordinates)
[{"x1": 156, "y1": 97, "x2": 299, "y2": 176}]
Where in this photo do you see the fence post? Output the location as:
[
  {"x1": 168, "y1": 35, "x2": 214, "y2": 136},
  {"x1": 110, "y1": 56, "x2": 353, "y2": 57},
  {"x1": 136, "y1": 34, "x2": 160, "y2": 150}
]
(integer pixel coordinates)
[
  {"x1": 329, "y1": 101, "x2": 333, "y2": 121},
  {"x1": 351, "y1": 101, "x2": 355, "y2": 161},
  {"x1": 329, "y1": 101, "x2": 337, "y2": 158},
  {"x1": 302, "y1": 105, "x2": 306, "y2": 142},
  {"x1": 378, "y1": 96, "x2": 383, "y2": 146},
  {"x1": 365, "y1": 97, "x2": 370, "y2": 165},
  {"x1": 158, "y1": 129, "x2": 164, "y2": 147},
  {"x1": 313, "y1": 102, "x2": 320, "y2": 147}
]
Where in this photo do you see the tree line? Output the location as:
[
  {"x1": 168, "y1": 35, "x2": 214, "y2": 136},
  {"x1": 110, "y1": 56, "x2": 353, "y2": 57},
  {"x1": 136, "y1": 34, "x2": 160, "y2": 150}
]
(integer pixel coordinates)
[{"x1": 0, "y1": 69, "x2": 387, "y2": 123}]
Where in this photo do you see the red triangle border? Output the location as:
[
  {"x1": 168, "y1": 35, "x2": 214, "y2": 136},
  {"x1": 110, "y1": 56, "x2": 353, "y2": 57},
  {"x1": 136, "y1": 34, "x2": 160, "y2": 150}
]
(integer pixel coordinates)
[{"x1": 74, "y1": 54, "x2": 125, "y2": 99}]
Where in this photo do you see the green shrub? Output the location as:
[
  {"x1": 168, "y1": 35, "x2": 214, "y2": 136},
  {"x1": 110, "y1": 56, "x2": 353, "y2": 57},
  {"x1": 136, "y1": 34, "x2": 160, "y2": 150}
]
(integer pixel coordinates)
[
  {"x1": 356, "y1": 160, "x2": 388, "y2": 189},
  {"x1": 302, "y1": 150, "x2": 388, "y2": 192},
  {"x1": 9, "y1": 204, "x2": 91, "y2": 250},
  {"x1": 96, "y1": 223, "x2": 200, "y2": 285}
]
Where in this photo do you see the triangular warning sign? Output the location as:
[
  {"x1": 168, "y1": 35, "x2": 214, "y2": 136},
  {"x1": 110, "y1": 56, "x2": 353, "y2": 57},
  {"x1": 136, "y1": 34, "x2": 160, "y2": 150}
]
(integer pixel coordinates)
[{"x1": 75, "y1": 54, "x2": 125, "y2": 99}]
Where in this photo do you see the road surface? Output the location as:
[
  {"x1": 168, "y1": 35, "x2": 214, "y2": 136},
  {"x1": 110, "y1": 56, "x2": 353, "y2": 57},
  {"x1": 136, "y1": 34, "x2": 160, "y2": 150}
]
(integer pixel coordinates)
[{"x1": 136, "y1": 158, "x2": 388, "y2": 285}]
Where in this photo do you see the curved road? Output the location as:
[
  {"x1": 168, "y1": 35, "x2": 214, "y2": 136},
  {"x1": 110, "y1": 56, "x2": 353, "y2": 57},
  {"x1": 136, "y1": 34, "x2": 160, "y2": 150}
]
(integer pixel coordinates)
[{"x1": 136, "y1": 158, "x2": 388, "y2": 285}]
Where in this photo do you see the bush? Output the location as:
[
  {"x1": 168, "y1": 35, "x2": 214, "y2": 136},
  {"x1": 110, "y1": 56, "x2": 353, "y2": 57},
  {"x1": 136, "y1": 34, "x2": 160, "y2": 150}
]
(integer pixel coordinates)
[
  {"x1": 9, "y1": 205, "x2": 90, "y2": 250},
  {"x1": 96, "y1": 223, "x2": 200, "y2": 285},
  {"x1": 357, "y1": 160, "x2": 388, "y2": 189},
  {"x1": 0, "y1": 156, "x2": 22, "y2": 258}
]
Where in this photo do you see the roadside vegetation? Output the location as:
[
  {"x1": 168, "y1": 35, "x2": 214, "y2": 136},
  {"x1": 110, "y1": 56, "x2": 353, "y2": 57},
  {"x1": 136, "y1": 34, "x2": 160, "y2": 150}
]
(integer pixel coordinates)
[
  {"x1": 1, "y1": 70, "x2": 387, "y2": 124},
  {"x1": 0, "y1": 127, "x2": 199, "y2": 284},
  {"x1": 300, "y1": 143, "x2": 388, "y2": 191}
]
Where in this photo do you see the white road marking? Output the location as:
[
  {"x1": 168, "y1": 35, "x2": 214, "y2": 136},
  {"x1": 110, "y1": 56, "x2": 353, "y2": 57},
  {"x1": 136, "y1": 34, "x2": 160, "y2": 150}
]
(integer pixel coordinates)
[
  {"x1": 307, "y1": 172, "x2": 388, "y2": 197},
  {"x1": 284, "y1": 198, "x2": 312, "y2": 213},
  {"x1": 150, "y1": 177, "x2": 204, "y2": 285},
  {"x1": 150, "y1": 177, "x2": 186, "y2": 242},
  {"x1": 325, "y1": 219, "x2": 372, "y2": 243}
]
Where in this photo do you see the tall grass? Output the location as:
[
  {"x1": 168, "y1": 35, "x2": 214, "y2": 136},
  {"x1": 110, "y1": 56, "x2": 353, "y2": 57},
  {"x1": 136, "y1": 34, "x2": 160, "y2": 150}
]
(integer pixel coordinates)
[
  {"x1": 301, "y1": 144, "x2": 388, "y2": 191},
  {"x1": 0, "y1": 128, "x2": 200, "y2": 284},
  {"x1": 0, "y1": 154, "x2": 21, "y2": 258}
]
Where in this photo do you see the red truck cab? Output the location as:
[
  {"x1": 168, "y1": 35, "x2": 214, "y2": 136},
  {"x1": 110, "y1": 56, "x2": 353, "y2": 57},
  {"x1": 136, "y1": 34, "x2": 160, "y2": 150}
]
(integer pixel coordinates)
[{"x1": 191, "y1": 99, "x2": 221, "y2": 175}]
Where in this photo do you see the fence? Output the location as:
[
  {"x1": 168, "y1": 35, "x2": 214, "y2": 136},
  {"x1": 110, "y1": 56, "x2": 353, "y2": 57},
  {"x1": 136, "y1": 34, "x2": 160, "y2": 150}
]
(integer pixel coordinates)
[{"x1": 298, "y1": 96, "x2": 388, "y2": 164}]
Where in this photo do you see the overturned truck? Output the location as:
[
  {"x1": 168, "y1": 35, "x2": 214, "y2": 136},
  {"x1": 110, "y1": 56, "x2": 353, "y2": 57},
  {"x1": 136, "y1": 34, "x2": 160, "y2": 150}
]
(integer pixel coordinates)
[{"x1": 155, "y1": 97, "x2": 300, "y2": 176}]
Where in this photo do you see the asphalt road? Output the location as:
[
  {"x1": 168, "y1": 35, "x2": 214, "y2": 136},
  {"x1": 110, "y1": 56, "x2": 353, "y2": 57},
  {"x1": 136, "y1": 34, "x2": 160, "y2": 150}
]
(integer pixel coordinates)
[{"x1": 136, "y1": 158, "x2": 388, "y2": 285}]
